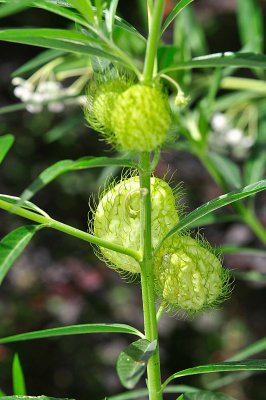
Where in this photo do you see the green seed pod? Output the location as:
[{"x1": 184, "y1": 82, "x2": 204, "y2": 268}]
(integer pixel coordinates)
[
  {"x1": 155, "y1": 235, "x2": 231, "y2": 314},
  {"x1": 111, "y1": 84, "x2": 171, "y2": 152},
  {"x1": 84, "y1": 74, "x2": 133, "y2": 139},
  {"x1": 93, "y1": 176, "x2": 179, "y2": 274}
]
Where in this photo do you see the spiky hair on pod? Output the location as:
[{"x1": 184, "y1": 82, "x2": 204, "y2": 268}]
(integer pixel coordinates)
[
  {"x1": 90, "y1": 173, "x2": 181, "y2": 274},
  {"x1": 84, "y1": 68, "x2": 135, "y2": 144},
  {"x1": 154, "y1": 233, "x2": 232, "y2": 316},
  {"x1": 111, "y1": 82, "x2": 171, "y2": 152}
]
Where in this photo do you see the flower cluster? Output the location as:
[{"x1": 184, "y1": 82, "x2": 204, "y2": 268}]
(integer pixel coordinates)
[{"x1": 209, "y1": 112, "x2": 255, "y2": 159}]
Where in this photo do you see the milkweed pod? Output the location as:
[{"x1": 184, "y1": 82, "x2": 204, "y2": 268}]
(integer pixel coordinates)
[
  {"x1": 93, "y1": 176, "x2": 179, "y2": 273},
  {"x1": 154, "y1": 235, "x2": 231, "y2": 314},
  {"x1": 111, "y1": 84, "x2": 171, "y2": 152}
]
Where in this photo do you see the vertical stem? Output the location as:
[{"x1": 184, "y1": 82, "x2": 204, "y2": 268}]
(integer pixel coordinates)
[
  {"x1": 139, "y1": 152, "x2": 163, "y2": 400},
  {"x1": 143, "y1": 0, "x2": 165, "y2": 81}
]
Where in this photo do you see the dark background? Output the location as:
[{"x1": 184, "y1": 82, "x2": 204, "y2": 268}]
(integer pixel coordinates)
[{"x1": 0, "y1": 1, "x2": 266, "y2": 399}]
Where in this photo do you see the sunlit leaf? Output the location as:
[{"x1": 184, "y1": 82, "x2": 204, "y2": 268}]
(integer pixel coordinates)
[
  {"x1": 0, "y1": 225, "x2": 43, "y2": 285},
  {"x1": 0, "y1": 324, "x2": 144, "y2": 344},
  {"x1": 12, "y1": 354, "x2": 26, "y2": 396},
  {"x1": 116, "y1": 339, "x2": 157, "y2": 389},
  {"x1": 0, "y1": 194, "x2": 50, "y2": 218}
]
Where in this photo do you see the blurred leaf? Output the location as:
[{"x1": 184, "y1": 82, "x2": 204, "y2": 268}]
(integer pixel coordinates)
[
  {"x1": 19, "y1": 156, "x2": 137, "y2": 204},
  {"x1": 0, "y1": 225, "x2": 43, "y2": 285},
  {"x1": 237, "y1": 0, "x2": 264, "y2": 53},
  {"x1": 164, "y1": 360, "x2": 266, "y2": 387},
  {"x1": 0, "y1": 388, "x2": 6, "y2": 396},
  {"x1": 0, "y1": 0, "x2": 31, "y2": 17},
  {"x1": 233, "y1": 270, "x2": 266, "y2": 284},
  {"x1": 104, "y1": 385, "x2": 199, "y2": 400},
  {"x1": 183, "y1": 391, "x2": 234, "y2": 400},
  {"x1": 1, "y1": 397, "x2": 75, "y2": 400},
  {"x1": 220, "y1": 244, "x2": 266, "y2": 257},
  {"x1": 161, "y1": 0, "x2": 194, "y2": 34},
  {"x1": 0, "y1": 103, "x2": 26, "y2": 115},
  {"x1": 208, "y1": 153, "x2": 242, "y2": 189},
  {"x1": 13, "y1": 49, "x2": 65, "y2": 77},
  {"x1": 0, "y1": 324, "x2": 143, "y2": 344},
  {"x1": 66, "y1": 0, "x2": 94, "y2": 23},
  {"x1": 116, "y1": 339, "x2": 157, "y2": 389},
  {"x1": 0, "y1": 134, "x2": 14, "y2": 164},
  {"x1": 161, "y1": 180, "x2": 266, "y2": 240},
  {"x1": 0, "y1": 28, "x2": 121, "y2": 62},
  {"x1": 229, "y1": 336, "x2": 266, "y2": 361},
  {"x1": 244, "y1": 122, "x2": 266, "y2": 185},
  {"x1": 12, "y1": 354, "x2": 26, "y2": 396},
  {"x1": 161, "y1": 52, "x2": 266, "y2": 73},
  {"x1": 158, "y1": 45, "x2": 178, "y2": 71},
  {"x1": 189, "y1": 213, "x2": 239, "y2": 229},
  {"x1": 106, "y1": 0, "x2": 119, "y2": 35},
  {"x1": 0, "y1": 194, "x2": 50, "y2": 218},
  {"x1": 44, "y1": 114, "x2": 83, "y2": 143},
  {"x1": 113, "y1": 13, "x2": 146, "y2": 42}
]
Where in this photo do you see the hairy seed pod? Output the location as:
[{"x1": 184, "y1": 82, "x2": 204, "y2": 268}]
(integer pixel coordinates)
[
  {"x1": 154, "y1": 235, "x2": 231, "y2": 314},
  {"x1": 111, "y1": 84, "x2": 171, "y2": 152},
  {"x1": 93, "y1": 176, "x2": 179, "y2": 273},
  {"x1": 84, "y1": 75, "x2": 133, "y2": 138}
]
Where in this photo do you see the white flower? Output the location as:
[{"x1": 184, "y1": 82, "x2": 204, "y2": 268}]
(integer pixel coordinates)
[{"x1": 211, "y1": 112, "x2": 229, "y2": 132}]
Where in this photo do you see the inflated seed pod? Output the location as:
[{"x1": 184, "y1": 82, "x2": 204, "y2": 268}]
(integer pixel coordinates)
[
  {"x1": 84, "y1": 76, "x2": 133, "y2": 137},
  {"x1": 111, "y1": 84, "x2": 171, "y2": 152},
  {"x1": 154, "y1": 235, "x2": 231, "y2": 314},
  {"x1": 93, "y1": 176, "x2": 179, "y2": 273}
]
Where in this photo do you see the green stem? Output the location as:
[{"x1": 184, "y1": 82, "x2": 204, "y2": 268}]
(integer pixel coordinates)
[
  {"x1": 139, "y1": 152, "x2": 162, "y2": 400},
  {"x1": 143, "y1": 0, "x2": 165, "y2": 81},
  {"x1": 0, "y1": 199, "x2": 141, "y2": 261}
]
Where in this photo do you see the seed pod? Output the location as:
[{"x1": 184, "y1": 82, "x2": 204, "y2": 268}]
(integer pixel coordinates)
[
  {"x1": 84, "y1": 74, "x2": 133, "y2": 139},
  {"x1": 111, "y1": 84, "x2": 171, "y2": 152},
  {"x1": 154, "y1": 235, "x2": 231, "y2": 314},
  {"x1": 93, "y1": 176, "x2": 179, "y2": 273}
]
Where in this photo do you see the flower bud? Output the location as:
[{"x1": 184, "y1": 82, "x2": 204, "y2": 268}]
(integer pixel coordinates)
[
  {"x1": 155, "y1": 235, "x2": 230, "y2": 314},
  {"x1": 93, "y1": 176, "x2": 179, "y2": 273},
  {"x1": 111, "y1": 84, "x2": 171, "y2": 152}
]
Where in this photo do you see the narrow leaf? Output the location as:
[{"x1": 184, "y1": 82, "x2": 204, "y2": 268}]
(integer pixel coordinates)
[
  {"x1": 104, "y1": 385, "x2": 199, "y2": 400},
  {"x1": 19, "y1": 156, "x2": 137, "y2": 204},
  {"x1": 161, "y1": 52, "x2": 266, "y2": 73},
  {"x1": 208, "y1": 153, "x2": 242, "y2": 189},
  {"x1": 0, "y1": 134, "x2": 14, "y2": 164},
  {"x1": 67, "y1": 0, "x2": 95, "y2": 23},
  {"x1": 0, "y1": 194, "x2": 50, "y2": 218},
  {"x1": 0, "y1": 397, "x2": 74, "y2": 400},
  {"x1": 13, "y1": 49, "x2": 65, "y2": 77},
  {"x1": 161, "y1": 180, "x2": 266, "y2": 242},
  {"x1": 161, "y1": 0, "x2": 194, "y2": 34},
  {"x1": 0, "y1": 225, "x2": 43, "y2": 285},
  {"x1": 116, "y1": 339, "x2": 157, "y2": 389},
  {"x1": 0, "y1": 324, "x2": 144, "y2": 344},
  {"x1": 228, "y1": 337, "x2": 266, "y2": 361},
  {"x1": 0, "y1": 0, "x2": 31, "y2": 18},
  {"x1": 164, "y1": 360, "x2": 266, "y2": 387},
  {"x1": 106, "y1": 0, "x2": 119, "y2": 35},
  {"x1": 237, "y1": 0, "x2": 264, "y2": 53},
  {"x1": 183, "y1": 391, "x2": 234, "y2": 400},
  {"x1": 0, "y1": 28, "x2": 121, "y2": 62},
  {"x1": 12, "y1": 354, "x2": 26, "y2": 396}
]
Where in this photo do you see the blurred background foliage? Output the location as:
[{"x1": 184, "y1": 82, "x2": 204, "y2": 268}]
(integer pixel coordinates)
[{"x1": 0, "y1": 1, "x2": 266, "y2": 399}]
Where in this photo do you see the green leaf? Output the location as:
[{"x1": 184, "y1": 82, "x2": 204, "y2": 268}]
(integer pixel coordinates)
[
  {"x1": 13, "y1": 49, "x2": 65, "y2": 77},
  {"x1": 116, "y1": 339, "x2": 157, "y2": 389},
  {"x1": 0, "y1": 134, "x2": 14, "y2": 164},
  {"x1": 0, "y1": 0, "x2": 31, "y2": 18},
  {"x1": 233, "y1": 270, "x2": 266, "y2": 284},
  {"x1": 0, "y1": 324, "x2": 143, "y2": 344},
  {"x1": 0, "y1": 225, "x2": 43, "y2": 285},
  {"x1": 183, "y1": 391, "x2": 234, "y2": 400},
  {"x1": 161, "y1": 52, "x2": 266, "y2": 73},
  {"x1": 12, "y1": 354, "x2": 26, "y2": 396},
  {"x1": 161, "y1": 180, "x2": 266, "y2": 242},
  {"x1": 0, "y1": 103, "x2": 26, "y2": 115},
  {"x1": 0, "y1": 28, "x2": 121, "y2": 62},
  {"x1": 0, "y1": 194, "x2": 50, "y2": 218},
  {"x1": 163, "y1": 360, "x2": 266, "y2": 387},
  {"x1": 237, "y1": 0, "x2": 264, "y2": 53},
  {"x1": 104, "y1": 386, "x2": 199, "y2": 400},
  {"x1": 0, "y1": 397, "x2": 75, "y2": 400},
  {"x1": 188, "y1": 213, "x2": 239, "y2": 229},
  {"x1": 220, "y1": 245, "x2": 266, "y2": 257},
  {"x1": 106, "y1": 0, "x2": 119, "y2": 35},
  {"x1": 208, "y1": 153, "x2": 242, "y2": 189},
  {"x1": 161, "y1": 0, "x2": 194, "y2": 34},
  {"x1": 229, "y1": 337, "x2": 266, "y2": 362},
  {"x1": 66, "y1": 0, "x2": 95, "y2": 23},
  {"x1": 19, "y1": 156, "x2": 137, "y2": 204}
]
